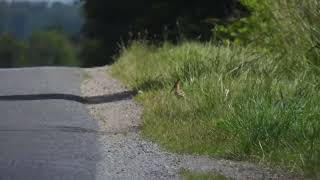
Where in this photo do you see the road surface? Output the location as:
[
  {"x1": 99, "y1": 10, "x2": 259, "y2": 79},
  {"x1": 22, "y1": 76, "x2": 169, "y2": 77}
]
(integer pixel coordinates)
[
  {"x1": 0, "y1": 67, "x2": 181, "y2": 180},
  {"x1": 0, "y1": 67, "x2": 100, "y2": 180}
]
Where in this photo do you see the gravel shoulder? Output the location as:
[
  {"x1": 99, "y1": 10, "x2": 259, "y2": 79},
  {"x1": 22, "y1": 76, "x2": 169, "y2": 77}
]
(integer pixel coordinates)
[
  {"x1": 81, "y1": 66, "x2": 142, "y2": 134},
  {"x1": 81, "y1": 66, "x2": 302, "y2": 180}
]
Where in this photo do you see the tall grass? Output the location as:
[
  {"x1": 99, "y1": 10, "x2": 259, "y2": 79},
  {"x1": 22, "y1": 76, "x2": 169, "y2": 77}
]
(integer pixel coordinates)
[
  {"x1": 112, "y1": 41, "x2": 319, "y2": 176},
  {"x1": 111, "y1": 0, "x2": 320, "y2": 177}
]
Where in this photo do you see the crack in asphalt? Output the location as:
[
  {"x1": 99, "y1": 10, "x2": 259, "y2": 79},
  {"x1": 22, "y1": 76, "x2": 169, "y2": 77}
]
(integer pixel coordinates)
[
  {"x1": 0, "y1": 126, "x2": 140, "y2": 135},
  {"x1": 0, "y1": 91, "x2": 137, "y2": 104}
]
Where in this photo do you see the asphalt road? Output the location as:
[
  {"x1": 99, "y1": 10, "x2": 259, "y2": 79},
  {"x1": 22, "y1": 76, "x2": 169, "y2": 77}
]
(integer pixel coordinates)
[{"x1": 0, "y1": 67, "x2": 100, "y2": 180}]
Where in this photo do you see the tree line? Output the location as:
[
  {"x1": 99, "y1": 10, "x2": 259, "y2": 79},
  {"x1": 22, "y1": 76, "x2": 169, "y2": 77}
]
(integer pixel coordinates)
[
  {"x1": 0, "y1": 0, "x2": 249, "y2": 67},
  {"x1": 0, "y1": 1, "x2": 83, "y2": 68},
  {"x1": 0, "y1": 31, "x2": 78, "y2": 68},
  {"x1": 81, "y1": 0, "x2": 248, "y2": 66},
  {"x1": 0, "y1": 1, "x2": 83, "y2": 39}
]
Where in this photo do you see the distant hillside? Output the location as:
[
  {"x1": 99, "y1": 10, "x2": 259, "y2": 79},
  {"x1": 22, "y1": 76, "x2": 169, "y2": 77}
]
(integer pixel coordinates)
[{"x1": 0, "y1": 1, "x2": 83, "y2": 39}]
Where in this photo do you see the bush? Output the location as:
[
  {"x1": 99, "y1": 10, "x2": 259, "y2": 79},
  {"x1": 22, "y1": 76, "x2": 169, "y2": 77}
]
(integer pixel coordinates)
[
  {"x1": 215, "y1": 0, "x2": 320, "y2": 61},
  {"x1": 23, "y1": 31, "x2": 78, "y2": 67},
  {"x1": 0, "y1": 33, "x2": 26, "y2": 68},
  {"x1": 80, "y1": 39, "x2": 114, "y2": 67}
]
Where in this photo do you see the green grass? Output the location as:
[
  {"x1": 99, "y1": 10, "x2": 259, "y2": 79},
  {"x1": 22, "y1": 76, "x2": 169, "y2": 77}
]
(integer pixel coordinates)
[
  {"x1": 112, "y1": 41, "x2": 320, "y2": 177},
  {"x1": 111, "y1": 1, "x2": 320, "y2": 177},
  {"x1": 181, "y1": 170, "x2": 232, "y2": 180}
]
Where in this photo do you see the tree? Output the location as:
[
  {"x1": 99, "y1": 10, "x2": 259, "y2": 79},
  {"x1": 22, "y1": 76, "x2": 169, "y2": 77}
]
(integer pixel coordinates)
[
  {"x1": 25, "y1": 31, "x2": 78, "y2": 66},
  {"x1": 0, "y1": 33, "x2": 25, "y2": 68},
  {"x1": 81, "y1": 0, "x2": 247, "y2": 66}
]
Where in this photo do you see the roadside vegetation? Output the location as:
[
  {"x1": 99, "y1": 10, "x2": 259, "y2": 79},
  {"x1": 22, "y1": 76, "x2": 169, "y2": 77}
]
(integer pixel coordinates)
[
  {"x1": 112, "y1": 0, "x2": 320, "y2": 177},
  {"x1": 0, "y1": 31, "x2": 78, "y2": 67}
]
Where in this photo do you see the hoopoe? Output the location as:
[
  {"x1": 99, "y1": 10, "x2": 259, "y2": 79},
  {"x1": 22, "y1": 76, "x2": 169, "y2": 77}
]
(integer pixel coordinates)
[{"x1": 172, "y1": 79, "x2": 185, "y2": 98}]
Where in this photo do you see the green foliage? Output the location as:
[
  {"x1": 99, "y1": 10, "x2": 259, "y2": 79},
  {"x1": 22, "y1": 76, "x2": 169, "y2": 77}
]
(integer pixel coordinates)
[
  {"x1": 112, "y1": 41, "x2": 320, "y2": 177},
  {"x1": 214, "y1": 0, "x2": 320, "y2": 61},
  {"x1": 0, "y1": 33, "x2": 26, "y2": 67},
  {"x1": 80, "y1": 39, "x2": 114, "y2": 67},
  {"x1": 0, "y1": 31, "x2": 79, "y2": 67},
  {"x1": 110, "y1": 0, "x2": 320, "y2": 177},
  {"x1": 214, "y1": 0, "x2": 274, "y2": 45},
  {"x1": 23, "y1": 31, "x2": 78, "y2": 66},
  {"x1": 81, "y1": 0, "x2": 246, "y2": 65}
]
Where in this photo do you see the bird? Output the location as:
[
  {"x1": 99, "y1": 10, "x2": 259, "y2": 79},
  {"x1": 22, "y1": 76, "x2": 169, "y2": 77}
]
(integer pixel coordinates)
[{"x1": 172, "y1": 79, "x2": 185, "y2": 98}]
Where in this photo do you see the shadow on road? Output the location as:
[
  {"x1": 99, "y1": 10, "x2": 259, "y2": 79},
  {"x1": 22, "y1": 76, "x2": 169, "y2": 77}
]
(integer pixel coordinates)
[{"x1": 0, "y1": 90, "x2": 137, "y2": 104}]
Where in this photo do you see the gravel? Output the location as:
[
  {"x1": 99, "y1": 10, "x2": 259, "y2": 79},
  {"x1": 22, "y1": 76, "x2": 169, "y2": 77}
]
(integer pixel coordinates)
[{"x1": 81, "y1": 66, "x2": 302, "y2": 180}]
